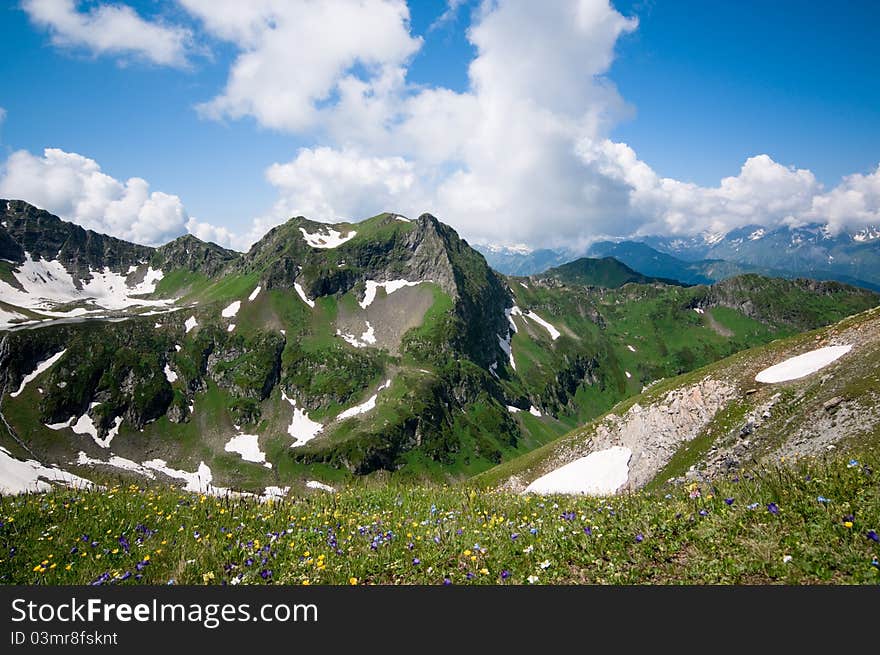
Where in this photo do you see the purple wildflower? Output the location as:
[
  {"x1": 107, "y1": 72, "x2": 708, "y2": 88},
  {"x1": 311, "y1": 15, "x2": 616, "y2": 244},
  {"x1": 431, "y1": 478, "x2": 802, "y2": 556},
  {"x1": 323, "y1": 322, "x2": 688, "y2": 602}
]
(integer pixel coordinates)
[
  {"x1": 259, "y1": 569, "x2": 272, "y2": 580},
  {"x1": 412, "y1": 558, "x2": 421, "y2": 566},
  {"x1": 635, "y1": 533, "x2": 644, "y2": 543},
  {"x1": 867, "y1": 530, "x2": 879, "y2": 543},
  {"x1": 724, "y1": 498, "x2": 734, "y2": 506},
  {"x1": 500, "y1": 570, "x2": 511, "y2": 580},
  {"x1": 699, "y1": 509, "x2": 709, "y2": 516},
  {"x1": 583, "y1": 526, "x2": 592, "y2": 536},
  {"x1": 767, "y1": 503, "x2": 779, "y2": 514},
  {"x1": 443, "y1": 578, "x2": 452, "y2": 585}
]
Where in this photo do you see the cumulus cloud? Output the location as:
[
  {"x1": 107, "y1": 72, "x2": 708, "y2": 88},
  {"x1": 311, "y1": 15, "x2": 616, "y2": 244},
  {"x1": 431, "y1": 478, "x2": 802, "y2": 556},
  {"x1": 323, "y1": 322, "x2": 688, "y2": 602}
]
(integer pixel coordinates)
[
  {"x1": 22, "y1": 0, "x2": 193, "y2": 67},
  {"x1": 181, "y1": 0, "x2": 421, "y2": 132},
  {"x1": 808, "y1": 166, "x2": 880, "y2": 234},
  {"x1": 0, "y1": 148, "x2": 190, "y2": 246}
]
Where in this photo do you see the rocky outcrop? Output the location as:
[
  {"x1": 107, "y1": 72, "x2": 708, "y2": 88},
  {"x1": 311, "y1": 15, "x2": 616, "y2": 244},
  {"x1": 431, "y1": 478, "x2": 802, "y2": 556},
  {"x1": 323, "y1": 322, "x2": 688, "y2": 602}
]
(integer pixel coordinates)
[
  {"x1": 503, "y1": 378, "x2": 736, "y2": 492},
  {"x1": 1, "y1": 199, "x2": 154, "y2": 278},
  {"x1": 154, "y1": 234, "x2": 239, "y2": 277}
]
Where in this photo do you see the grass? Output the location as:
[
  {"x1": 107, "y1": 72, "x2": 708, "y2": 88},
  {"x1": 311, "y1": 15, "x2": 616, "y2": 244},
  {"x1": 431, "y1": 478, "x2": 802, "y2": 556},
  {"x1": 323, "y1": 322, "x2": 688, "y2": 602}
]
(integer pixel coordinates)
[{"x1": 1, "y1": 450, "x2": 877, "y2": 585}]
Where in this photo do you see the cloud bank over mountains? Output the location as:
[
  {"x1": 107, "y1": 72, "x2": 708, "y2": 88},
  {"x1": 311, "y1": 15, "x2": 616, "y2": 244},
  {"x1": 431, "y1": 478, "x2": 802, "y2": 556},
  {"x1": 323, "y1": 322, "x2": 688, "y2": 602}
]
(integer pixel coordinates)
[{"x1": 3, "y1": 0, "x2": 879, "y2": 251}]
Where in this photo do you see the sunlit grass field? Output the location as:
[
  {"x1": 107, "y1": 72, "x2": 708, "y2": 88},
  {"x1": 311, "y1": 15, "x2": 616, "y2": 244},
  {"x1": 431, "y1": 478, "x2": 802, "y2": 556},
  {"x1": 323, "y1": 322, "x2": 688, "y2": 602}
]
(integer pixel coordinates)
[{"x1": 1, "y1": 450, "x2": 878, "y2": 585}]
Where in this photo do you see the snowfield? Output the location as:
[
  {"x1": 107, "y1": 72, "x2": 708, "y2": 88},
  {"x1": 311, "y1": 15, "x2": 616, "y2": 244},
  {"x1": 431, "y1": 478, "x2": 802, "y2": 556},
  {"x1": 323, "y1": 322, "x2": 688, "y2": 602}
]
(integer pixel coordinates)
[
  {"x1": 248, "y1": 285, "x2": 262, "y2": 301},
  {"x1": 0, "y1": 446, "x2": 94, "y2": 494},
  {"x1": 299, "y1": 226, "x2": 356, "y2": 249},
  {"x1": 184, "y1": 316, "x2": 198, "y2": 333},
  {"x1": 755, "y1": 345, "x2": 852, "y2": 383},
  {"x1": 524, "y1": 446, "x2": 632, "y2": 496},
  {"x1": 0, "y1": 254, "x2": 169, "y2": 315}
]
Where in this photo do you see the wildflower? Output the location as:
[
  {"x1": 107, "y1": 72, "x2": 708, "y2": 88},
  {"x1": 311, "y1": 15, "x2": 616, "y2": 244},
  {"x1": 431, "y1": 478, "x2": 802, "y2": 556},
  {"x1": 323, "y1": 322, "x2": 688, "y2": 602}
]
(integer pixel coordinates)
[
  {"x1": 767, "y1": 503, "x2": 780, "y2": 515},
  {"x1": 202, "y1": 572, "x2": 215, "y2": 583},
  {"x1": 443, "y1": 578, "x2": 452, "y2": 586},
  {"x1": 847, "y1": 459, "x2": 859, "y2": 468},
  {"x1": 539, "y1": 560, "x2": 551, "y2": 570},
  {"x1": 527, "y1": 575, "x2": 539, "y2": 584},
  {"x1": 412, "y1": 558, "x2": 421, "y2": 566},
  {"x1": 500, "y1": 570, "x2": 510, "y2": 580},
  {"x1": 523, "y1": 545, "x2": 534, "y2": 554},
  {"x1": 635, "y1": 534, "x2": 644, "y2": 543},
  {"x1": 583, "y1": 526, "x2": 592, "y2": 536},
  {"x1": 867, "y1": 530, "x2": 879, "y2": 543},
  {"x1": 844, "y1": 521, "x2": 854, "y2": 529},
  {"x1": 783, "y1": 555, "x2": 792, "y2": 564},
  {"x1": 259, "y1": 569, "x2": 272, "y2": 580},
  {"x1": 817, "y1": 496, "x2": 831, "y2": 504},
  {"x1": 349, "y1": 577, "x2": 358, "y2": 586},
  {"x1": 699, "y1": 509, "x2": 709, "y2": 517},
  {"x1": 724, "y1": 498, "x2": 734, "y2": 506},
  {"x1": 746, "y1": 503, "x2": 759, "y2": 510}
]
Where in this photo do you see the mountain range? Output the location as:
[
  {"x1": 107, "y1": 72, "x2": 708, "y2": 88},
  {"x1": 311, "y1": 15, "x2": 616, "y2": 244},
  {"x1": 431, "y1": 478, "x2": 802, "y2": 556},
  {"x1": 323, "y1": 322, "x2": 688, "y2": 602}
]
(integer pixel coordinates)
[
  {"x1": 477, "y1": 222, "x2": 880, "y2": 291},
  {"x1": 1, "y1": 199, "x2": 879, "y2": 498}
]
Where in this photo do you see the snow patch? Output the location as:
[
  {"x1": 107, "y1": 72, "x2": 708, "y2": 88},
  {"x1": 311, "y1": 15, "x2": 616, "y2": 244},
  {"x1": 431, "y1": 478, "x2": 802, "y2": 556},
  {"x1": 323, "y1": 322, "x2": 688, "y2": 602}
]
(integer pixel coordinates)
[
  {"x1": 524, "y1": 446, "x2": 632, "y2": 496},
  {"x1": 164, "y1": 364, "x2": 178, "y2": 383},
  {"x1": 693, "y1": 308, "x2": 704, "y2": 315},
  {"x1": 748, "y1": 228, "x2": 766, "y2": 241},
  {"x1": 294, "y1": 282, "x2": 315, "y2": 308},
  {"x1": 248, "y1": 285, "x2": 262, "y2": 301},
  {"x1": 221, "y1": 300, "x2": 241, "y2": 318},
  {"x1": 337, "y1": 379, "x2": 392, "y2": 420},
  {"x1": 529, "y1": 406, "x2": 542, "y2": 417},
  {"x1": 306, "y1": 480, "x2": 336, "y2": 493},
  {"x1": 224, "y1": 434, "x2": 271, "y2": 468},
  {"x1": 184, "y1": 316, "x2": 198, "y2": 333},
  {"x1": 0, "y1": 446, "x2": 94, "y2": 495},
  {"x1": 0, "y1": 254, "x2": 169, "y2": 316},
  {"x1": 10, "y1": 349, "x2": 66, "y2": 397},
  {"x1": 261, "y1": 486, "x2": 289, "y2": 501},
  {"x1": 507, "y1": 406, "x2": 521, "y2": 413},
  {"x1": 627, "y1": 345, "x2": 637, "y2": 352},
  {"x1": 300, "y1": 226, "x2": 356, "y2": 249},
  {"x1": 227, "y1": 324, "x2": 236, "y2": 332},
  {"x1": 625, "y1": 371, "x2": 632, "y2": 379},
  {"x1": 281, "y1": 390, "x2": 324, "y2": 447},
  {"x1": 359, "y1": 279, "x2": 424, "y2": 309},
  {"x1": 525, "y1": 311, "x2": 560, "y2": 340},
  {"x1": 75, "y1": 451, "x2": 156, "y2": 479},
  {"x1": 755, "y1": 345, "x2": 852, "y2": 383}
]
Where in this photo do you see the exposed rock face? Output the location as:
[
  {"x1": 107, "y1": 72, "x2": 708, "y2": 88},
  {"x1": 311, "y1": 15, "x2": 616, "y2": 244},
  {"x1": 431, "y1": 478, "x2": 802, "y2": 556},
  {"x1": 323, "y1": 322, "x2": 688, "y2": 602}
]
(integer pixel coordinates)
[
  {"x1": 503, "y1": 378, "x2": 736, "y2": 493},
  {"x1": 154, "y1": 235, "x2": 240, "y2": 277},
  {"x1": 1, "y1": 199, "x2": 154, "y2": 278}
]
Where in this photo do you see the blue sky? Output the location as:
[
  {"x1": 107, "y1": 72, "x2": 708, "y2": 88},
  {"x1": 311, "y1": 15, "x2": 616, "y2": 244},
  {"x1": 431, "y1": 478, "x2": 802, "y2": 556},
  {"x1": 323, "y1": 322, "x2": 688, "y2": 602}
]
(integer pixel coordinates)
[{"x1": 0, "y1": 1, "x2": 878, "y2": 250}]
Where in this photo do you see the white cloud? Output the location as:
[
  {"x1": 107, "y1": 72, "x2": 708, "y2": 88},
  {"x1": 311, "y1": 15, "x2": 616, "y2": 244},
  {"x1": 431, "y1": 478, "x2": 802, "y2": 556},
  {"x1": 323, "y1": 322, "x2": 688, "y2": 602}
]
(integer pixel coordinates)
[
  {"x1": 22, "y1": 0, "x2": 193, "y2": 67},
  {"x1": 0, "y1": 148, "x2": 189, "y2": 245},
  {"x1": 429, "y1": 0, "x2": 468, "y2": 32},
  {"x1": 808, "y1": 165, "x2": 880, "y2": 234},
  {"x1": 185, "y1": 216, "x2": 238, "y2": 250},
  {"x1": 181, "y1": 0, "x2": 421, "y2": 132}
]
